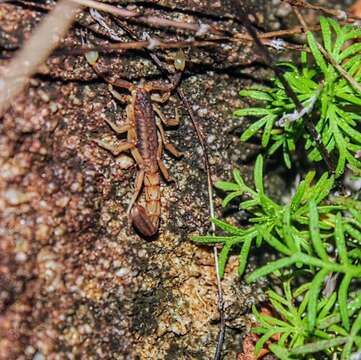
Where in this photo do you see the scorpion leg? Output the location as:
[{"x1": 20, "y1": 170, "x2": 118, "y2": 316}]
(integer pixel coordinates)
[
  {"x1": 145, "y1": 73, "x2": 182, "y2": 93},
  {"x1": 103, "y1": 118, "x2": 130, "y2": 134},
  {"x1": 153, "y1": 105, "x2": 180, "y2": 126},
  {"x1": 156, "y1": 118, "x2": 184, "y2": 157},
  {"x1": 156, "y1": 136, "x2": 172, "y2": 182},
  {"x1": 94, "y1": 139, "x2": 134, "y2": 156},
  {"x1": 126, "y1": 169, "x2": 145, "y2": 215},
  {"x1": 95, "y1": 119, "x2": 135, "y2": 156},
  {"x1": 103, "y1": 77, "x2": 133, "y2": 91},
  {"x1": 127, "y1": 128, "x2": 143, "y2": 165},
  {"x1": 108, "y1": 84, "x2": 130, "y2": 104},
  {"x1": 126, "y1": 126, "x2": 146, "y2": 213},
  {"x1": 151, "y1": 92, "x2": 171, "y2": 104},
  {"x1": 85, "y1": 50, "x2": 133, "y2": 91}
]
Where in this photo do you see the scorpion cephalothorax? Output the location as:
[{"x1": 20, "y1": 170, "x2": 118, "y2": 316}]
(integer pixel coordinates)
[{"x1": 86, "y1": 51, "x2": 183, "y2": 237}]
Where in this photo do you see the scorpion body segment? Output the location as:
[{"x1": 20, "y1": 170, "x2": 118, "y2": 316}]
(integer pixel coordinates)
[{"x1": 133, "y1": 88, "x2": 158, "y2": 169}]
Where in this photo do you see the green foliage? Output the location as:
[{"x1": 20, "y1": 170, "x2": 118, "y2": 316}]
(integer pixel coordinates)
[
  {"x1": 192, "y1": 16, "x2": 361, "y2": 359},
  {"x1": 253, "y1": 281, "x2": 361, "y2": 360},
  {"x1": 192, "y1": 155, "x2": 360, "y2": 278},
  {"x1": 234, "y1": 17, "x2": 361, "y2": 176},
  {"x1": 191, "y1": 155, "x2": 361, "y2": 358}
]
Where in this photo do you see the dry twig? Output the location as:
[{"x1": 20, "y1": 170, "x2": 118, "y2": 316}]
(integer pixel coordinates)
[
  {"x1": 176, "y1": 89, "x2": 225, "y2": 360},
  {"x1": 293, "y1": 7, "x2": 361, "y2": 94},
  {"x1": 71, "y1": 0, "x2": 224, "y2": 35},
  {"x1": 0, "y1": 0, "x2": 80, "y2": 116},
  {"x1": 61, "y1": 39, "x2": 217, "y2": 54},
  {"x1": 282, "y1": 0, "x2": 349, "y2": 20}
]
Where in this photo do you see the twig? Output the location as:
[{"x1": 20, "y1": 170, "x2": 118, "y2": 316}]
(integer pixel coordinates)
[
  {"x1": 293, "y1": 6, "x2": 309, "y2": 29},
  {"x1": 0, "y1": 0, "x2": 80, "y2": 117},
  {"x1": 233, "y1": 23, "x2": 317, "y2": 40},
  {"x1": 59, "y1": 35, "x2": 304, "y2": 57},
  {"x1": 71, "y1": 0, "x2": 140, "y2": 18},
  {"x1": 146, "y1": 36, "x2": 226, "y2": 360},
  {"x1": 70, "y1": 0, "x2": 224, "y2": 35},
  {"x1": 64, "y1": 22, "x2": 312, "y2": 58},
  {"x1": 282, "y1": 0, "x2": 350, "y2": 20},
  {"x1": 177, "y1": 89, "x2": 225, "y2": 360},
  {"x1": 318, "y1": 44, "x2": 361, "y2": 94},
  {"x1": 58, "y1": 39, "x2": 217, "y2": 55},
  {"x1": 231, "y1": 1, "x2": 335, "y2": 175}
]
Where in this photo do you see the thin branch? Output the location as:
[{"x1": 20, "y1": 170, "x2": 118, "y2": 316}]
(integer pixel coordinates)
[
  {"x1": 293, "y1": 7, "x2": 361, "y2": 95},
  {"x1": 318, "y1": 44, "x2": 361, "y2": 94},
  {"x1": 233, "y1": 23, "x2": 317, "y2": 40},
  {"x1": 59, "y1": 39, "x2": 217, "y2": 55},
  {"x1": 71, "y1": 0, "x2": 140, "y2": 18},
  {"x1": 282, "y1": 0, "x2": 350, "y2": 20},
  {"x1": 58, "y1": 36, "x2": 304, "y2": 58},
  {"x1": 70, "y1": 0, "x2": 224, "y2": 35},
  {"x1": 293, "y1": 6, "x2": 309, "y2": 29},
  {"x1": 0, "y1": 0, "x2": 80, "y2": 116},
  {"x1": 177, "y1": 88, "x2": 225, "y2": 360}
]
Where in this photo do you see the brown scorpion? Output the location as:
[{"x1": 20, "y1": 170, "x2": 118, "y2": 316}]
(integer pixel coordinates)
[{"x1": 86, "y1": 51, "x2": 183, "y2": 237}]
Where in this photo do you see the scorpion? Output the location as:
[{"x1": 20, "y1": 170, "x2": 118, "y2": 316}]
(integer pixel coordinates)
[{"x1": 86, "y1": 50, "x2": 184, "y2": 237}]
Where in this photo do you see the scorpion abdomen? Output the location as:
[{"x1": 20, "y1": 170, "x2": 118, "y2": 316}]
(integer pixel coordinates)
[{"x1": 133, "y1": 88, "x2": 158, "y2": 166}]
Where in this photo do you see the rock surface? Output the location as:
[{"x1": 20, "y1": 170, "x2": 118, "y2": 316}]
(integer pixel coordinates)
[{"x1": 0, "y1": 1, "x2": 293, "y2": 359}]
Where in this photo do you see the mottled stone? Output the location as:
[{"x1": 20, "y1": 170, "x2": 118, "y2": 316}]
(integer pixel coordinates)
[{"x1": 0, "y1": 1, "x2": 292, "y2": 359}]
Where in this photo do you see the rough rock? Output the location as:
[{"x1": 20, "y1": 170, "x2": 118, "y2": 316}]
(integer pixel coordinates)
[{"x1": 0, "y1": 1, "x2": 287, "y2": 359}]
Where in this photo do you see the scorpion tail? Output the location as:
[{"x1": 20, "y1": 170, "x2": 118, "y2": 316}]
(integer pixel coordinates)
[{"x1": 130, "y1": 205, "x2": 159, "y2": 237}]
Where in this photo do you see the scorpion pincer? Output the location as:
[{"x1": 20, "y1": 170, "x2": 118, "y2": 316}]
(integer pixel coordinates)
[{"x1": 86, "y1": 51, "x2": 183, "y2": 237}]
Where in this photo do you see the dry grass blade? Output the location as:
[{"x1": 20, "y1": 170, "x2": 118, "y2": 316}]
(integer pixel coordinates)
[
  {"x1": 71, "y1": 0, "x2": 137, "y2": 18},
  {"x1": 0, "y1": 0, "x2": 80, "y2": 116}
]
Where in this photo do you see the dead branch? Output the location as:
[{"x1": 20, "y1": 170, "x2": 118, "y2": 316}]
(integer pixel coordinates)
[
  {"x1": 60, "y1": 39, "x2": 217, "y2": 56},
  {"x1": 0, "y1": 0, "x2": 80, "y2": 117},
  {"x1": 70, "y1": 0, "x2": 224, "y2": 35},
  {"x1": 282, "y1": 0, "x2": 357, "y2": 20}
]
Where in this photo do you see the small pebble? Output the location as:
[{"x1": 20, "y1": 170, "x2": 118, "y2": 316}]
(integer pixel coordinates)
[
  {"x1": 116, "y1": 154, "x2": 134, "y2": 169},
  {"x1": 4, "y1": 189, "x2": 33, "y2": 205}
]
